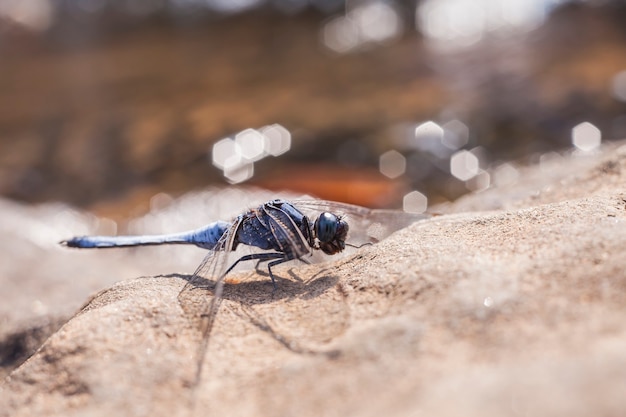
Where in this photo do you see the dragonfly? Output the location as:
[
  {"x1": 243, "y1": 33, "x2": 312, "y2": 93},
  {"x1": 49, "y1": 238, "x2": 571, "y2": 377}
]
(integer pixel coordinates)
[{"x1": 61, "y1": 198, "x2": 428, "y2": 386}]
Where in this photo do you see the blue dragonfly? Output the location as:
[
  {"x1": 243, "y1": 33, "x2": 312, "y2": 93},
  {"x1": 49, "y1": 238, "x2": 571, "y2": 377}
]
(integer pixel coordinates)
[{"x1": 62, "y1": 198, "x2": 427, "y2": 386}]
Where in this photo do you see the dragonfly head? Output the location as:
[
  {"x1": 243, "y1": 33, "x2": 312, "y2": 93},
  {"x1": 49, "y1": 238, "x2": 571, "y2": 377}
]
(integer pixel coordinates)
[{"x1": 314, "y1": 212, "x2": 349, "y2": 255}]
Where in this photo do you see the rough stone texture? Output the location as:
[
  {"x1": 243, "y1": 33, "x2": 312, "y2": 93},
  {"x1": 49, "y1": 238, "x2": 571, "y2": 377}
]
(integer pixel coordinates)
[{"x1": 2, "y1": 143, "x2": 626, "y2": 417}]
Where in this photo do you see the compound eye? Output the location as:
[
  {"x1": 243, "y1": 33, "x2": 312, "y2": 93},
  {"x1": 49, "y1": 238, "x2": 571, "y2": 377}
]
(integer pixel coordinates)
[{"x1": 315, "y1": 212, "x2": 338, "y2": 243}]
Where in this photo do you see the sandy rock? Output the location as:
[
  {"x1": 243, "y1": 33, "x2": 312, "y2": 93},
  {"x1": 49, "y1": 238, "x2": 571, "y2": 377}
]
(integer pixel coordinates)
[{"x1": 2, "y1": 143, "x2": 626, "y2": 417}]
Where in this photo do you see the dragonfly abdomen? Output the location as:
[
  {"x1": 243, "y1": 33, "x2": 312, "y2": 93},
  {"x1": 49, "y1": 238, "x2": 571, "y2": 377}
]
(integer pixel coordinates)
[{"x1": 61, "y1": 220, "x2": 231, "y2": 250}]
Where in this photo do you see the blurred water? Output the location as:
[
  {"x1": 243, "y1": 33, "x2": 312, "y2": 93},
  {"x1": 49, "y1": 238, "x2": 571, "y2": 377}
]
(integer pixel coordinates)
[{"x1": 0, "y1": 0, "x2": 624, "y2": 214}]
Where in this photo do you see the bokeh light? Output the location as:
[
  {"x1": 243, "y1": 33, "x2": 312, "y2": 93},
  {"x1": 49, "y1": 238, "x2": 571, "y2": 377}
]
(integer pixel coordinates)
[
  {"x1": 450, "y1": 150, "x2": 480, "y2": 181},
  {"x1": 235, "y1": 129, "x2": 266, "y2": 162},
  {"x1": 483, "y1": 296, "x2": 494, "y2": 308},
  {"x1": 414, "y1": 121, "x2": 448, "y2": 158},
  {"x1": 351, "y1": 0, "x2": 402, "y2": 44},
  {"x1": 0, "y1": 0, "x2": 53, "y2": 31},
  {"x1": 379, "y1": 149, "x2": 406, "y2": 179},
  {"x1": 223, "y1": 161, "x2": 254, "y2": 184},
  {"x1": 4, "y1": 8, "x2": 626, "y2": 411},
  {"x1": 403, "y1": 190, "x2": 428, "y2": 213},
  {"x1": 211, "y1": 124, "x2": 292, "y2": 184},
  {"x1": 322, "y1": 0, "x2": 403, "y2": 53},
  {"x1": 572, "y1": 122, "x2": 602, "y2": 152},
  {"x1": 465, "y1": 170, "x2": 490, "y2": 192},
  {"x1": 260, "y1": 124, "x2": 292, "y2": 156},
  {"x1": 493, "y1": 163, "x2": 519, "y2": 187},
  {"x1": 322, "y1": 15, "x2": 360, "y2": 53},
  {"x1": 442, "y1": 120, "x2": 470, "y2": 150},
  {"x1": 212, "y1": 137, "x2": 242, "y2": 170},
  {"x1": 539, "y1": 151, "x2": 563, "y2": 173},
  {"x1": 0, "y1": 0, "x2": 624, "y2": 211},
  {"x1": 417, "y1": 0, "x2": 557, "y2": 51},
  {"x1": 611, "y1": 70, "x2": 626, "y2": 103}
]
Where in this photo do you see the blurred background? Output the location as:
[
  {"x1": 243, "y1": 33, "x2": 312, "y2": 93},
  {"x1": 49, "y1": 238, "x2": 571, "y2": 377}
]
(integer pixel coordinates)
[
  {"x1": 2, "y1": 0, "x2": 626, "y2": 376},
  {"x1": 1, "y1": 0, "x2": 626, "y2": 218}
]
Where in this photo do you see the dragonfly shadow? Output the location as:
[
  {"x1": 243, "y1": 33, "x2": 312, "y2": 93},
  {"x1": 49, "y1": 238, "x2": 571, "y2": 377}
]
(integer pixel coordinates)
[
  {"x1": 162, "y1": 269, "x2": 344, "y2": 363},
  {"x1": 163, "y1": 269, "x2": 339, "y2": 306}
]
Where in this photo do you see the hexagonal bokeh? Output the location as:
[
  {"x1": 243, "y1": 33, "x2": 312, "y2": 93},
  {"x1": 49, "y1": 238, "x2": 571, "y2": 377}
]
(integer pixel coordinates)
[
  {"x1": 260, "y1": 124, "x2": 291, "y2": 156},
  {"x1": 414, "y1": 121, "x2": 446, "y2": 156},
  {"x1": 379, "y1": 149, "x2": 406, "y2": 179},
  {"x1": 235, "y1": 129, "x2": 267, "y2": 162},
  {"x1": 403, "y1": 190, "x2": 428, "y2": 213},
  {"x1": 572, "y1": 122, "x2": 601, "y2": 152},
  {"x1": 212, "y1": 137, "x2": 241, "y2": 170},
  {"x1": 465, "y1": 170, "x2": 490, "y2": 192},
  {"x1": 450, "y1": 150, "x2": 479, "y2": 181},
  {"x1": 223, "y1": 161, "x2": 254, "y2": 184},
  {"x1": 442, "y1": 120, "x2": 469, "y2": 150},
  {"x1": 493, "y1": 163, "x2": 519, "y2": 187}
]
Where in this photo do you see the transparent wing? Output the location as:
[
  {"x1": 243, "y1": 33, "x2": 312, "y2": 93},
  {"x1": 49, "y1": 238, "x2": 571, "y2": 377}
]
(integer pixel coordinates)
[
  {"x1": 177, "y1": 217, "x2": 242, "y2": 387},
  {"x1": 175, "y1": 199, "x2": 428, "y2": 388},
  {"x1": 262, "y1": 203, "x2": 312, "y2": 260},
  {"x1": 291, "y1": 199, "x2": 430, "y2": 244}
]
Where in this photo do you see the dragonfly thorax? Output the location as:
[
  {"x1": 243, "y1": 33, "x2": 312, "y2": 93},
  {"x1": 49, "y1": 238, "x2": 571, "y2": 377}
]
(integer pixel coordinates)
[{"x1": 314, "y1": 212, "x2": 349, "y2": 255}]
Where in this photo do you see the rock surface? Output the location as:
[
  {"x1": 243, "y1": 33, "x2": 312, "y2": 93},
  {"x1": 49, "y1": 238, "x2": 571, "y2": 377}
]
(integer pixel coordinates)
[{"x1": 2, "y1": 143, "x2": 626, "y2": 417}]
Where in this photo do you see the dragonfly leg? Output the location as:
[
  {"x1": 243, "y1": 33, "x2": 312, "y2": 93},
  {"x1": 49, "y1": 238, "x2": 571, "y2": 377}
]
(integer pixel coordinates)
[
  {"x1": 266, "y1": 258, "x2": 297, "y2": 290},
  {"x1": 224, "y1": 252, "x2": 285, "y2": 278}
]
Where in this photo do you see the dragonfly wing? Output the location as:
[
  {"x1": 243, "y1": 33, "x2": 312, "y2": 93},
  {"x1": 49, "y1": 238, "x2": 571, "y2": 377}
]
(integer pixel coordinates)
[
  {"x1": 291, "y1": 199, "x2": 430, "y2": 244},
  {"x1": 262, "y1": 203, "x2": 312, "y2": 260},
  {"x1": 177, "y1": 217, "x2": 242, "y2": 387}
]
